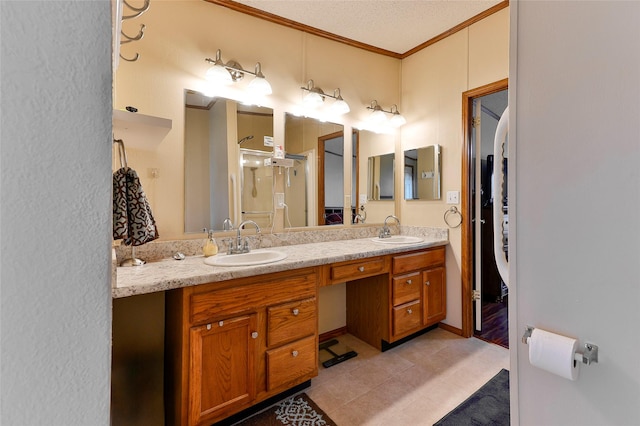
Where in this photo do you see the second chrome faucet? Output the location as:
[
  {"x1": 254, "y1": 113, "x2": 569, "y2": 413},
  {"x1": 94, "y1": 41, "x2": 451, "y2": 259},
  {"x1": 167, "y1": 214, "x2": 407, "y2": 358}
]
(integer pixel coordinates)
[{"x1": 379, "y1": 215, "x2": 400, "y2": 238}]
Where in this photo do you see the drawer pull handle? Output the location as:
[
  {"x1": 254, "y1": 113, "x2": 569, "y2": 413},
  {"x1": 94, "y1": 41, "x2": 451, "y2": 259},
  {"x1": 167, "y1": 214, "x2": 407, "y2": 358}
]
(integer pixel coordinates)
[
  {"x1": 218, "y1": 320, "x2": 224, "y2": 327},
  {"x1": 292, "y1": 350, "x2": 299, "y2": 357},
  {"x1": 358, "y1": 266, "x2": 365, "y2": 272},
  {"x1": 251, "y1": 332, "x2": 258, "y2": 339},
  {"x1": 292, "y1": 308, "x2": 299, "y2": 316},
  {"x1": 206, "y1": 324, "x2": 211, "y2": 330},
  {"x1": 426, "y1": 281, "x2": 431, "y2": 286},
  {"x1": 407, "y1": 308, "x2": 413, "y2": 314},
  {"x1": 406, "y1": 279, "x2": 412, "y2": 285}
]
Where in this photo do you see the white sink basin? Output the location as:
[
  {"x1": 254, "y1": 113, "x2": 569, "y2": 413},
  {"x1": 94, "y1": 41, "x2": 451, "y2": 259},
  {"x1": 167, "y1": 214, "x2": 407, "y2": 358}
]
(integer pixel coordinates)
[
  {"x1": 371, "y1": 235, "x2": 423, "y2": 244},
  {"x1": 204, "y1": 250, "x2": 287, "y2": 267}
]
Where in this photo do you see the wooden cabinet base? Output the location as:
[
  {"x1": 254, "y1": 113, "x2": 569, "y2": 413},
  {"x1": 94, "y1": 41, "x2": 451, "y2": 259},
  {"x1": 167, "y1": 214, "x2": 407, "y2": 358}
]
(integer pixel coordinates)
[{"x1": 165, "y1": 268, "x2": 319, "y2": 426}]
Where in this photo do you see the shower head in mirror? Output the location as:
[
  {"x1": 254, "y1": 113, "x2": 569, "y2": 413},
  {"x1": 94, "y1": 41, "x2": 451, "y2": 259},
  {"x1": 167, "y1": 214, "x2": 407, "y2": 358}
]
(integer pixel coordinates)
[{"x1": 238, "y1": 135, "x2": 254, "y2": 144}]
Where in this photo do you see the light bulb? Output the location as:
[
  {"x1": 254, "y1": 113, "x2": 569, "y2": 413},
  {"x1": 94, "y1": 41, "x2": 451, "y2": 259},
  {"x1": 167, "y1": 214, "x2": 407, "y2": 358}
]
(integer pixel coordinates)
[
  {"x1": 206, "y1": 64, "x2": 232, "y2": 85},
  {"x1": 331, "y1": 99, "x2": 350, "y2": 115},
  {"x1": 303, "y1": 91, "x2": 324, "y2": 108},
  {"x1": 247, "y1": 76, "x2": 272, "y2": 96},
  {"x1": 390, "y1": 113, "x2": 406, "y2": 127},
  {"x1": 369, "y1": 108, "x2": 387, "y2": 123}
]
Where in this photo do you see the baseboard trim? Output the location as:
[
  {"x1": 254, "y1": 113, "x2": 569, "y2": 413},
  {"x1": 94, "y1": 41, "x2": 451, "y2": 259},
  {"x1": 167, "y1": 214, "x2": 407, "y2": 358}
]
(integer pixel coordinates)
[
  {"x1": 381, "y1": 325, "x2": 437, "y2": 352},
  {"x1": 439, "y1": 322, "x2": 463, "y2": 336},
  {"x1": 319, "y1": 327, "x2": 347, "y2": 343}
]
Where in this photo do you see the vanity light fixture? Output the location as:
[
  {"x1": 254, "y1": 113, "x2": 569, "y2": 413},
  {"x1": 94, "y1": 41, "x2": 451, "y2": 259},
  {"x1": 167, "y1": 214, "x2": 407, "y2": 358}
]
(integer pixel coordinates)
[
  {"x1": 367, "y1": 100, "x2": 406, "y2": 127},
  {"x1": 300, "y1": 80, "x2": 350, "y2": 115},
  {"x1": 205, "y1": 49, "x2": 272, "y2": 96}
]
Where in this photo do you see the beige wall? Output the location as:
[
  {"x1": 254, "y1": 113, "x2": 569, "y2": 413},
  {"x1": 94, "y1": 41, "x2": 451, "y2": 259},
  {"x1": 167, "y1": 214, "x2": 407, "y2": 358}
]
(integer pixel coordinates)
[
  {"x1": 115, "y1": 1, "x2": 509, "y2": 332},
  {"x1": 400, "y1": 7, "x2": 509, "y2": 329}
]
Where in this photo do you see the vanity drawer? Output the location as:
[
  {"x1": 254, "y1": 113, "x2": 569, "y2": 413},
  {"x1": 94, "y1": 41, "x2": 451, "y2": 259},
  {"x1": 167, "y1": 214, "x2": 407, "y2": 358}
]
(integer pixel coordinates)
[
  {"x1": 267, "y1": 297, "x2": 317, "y2": 347},
  {"x1": 266, "y1": 335, "x2": 317, "y2": 391},
  {"x1": 330, "y1": 257, "x2": 387, "y2": 282},
  {"x1": 190, "y1": 269, "x2": 317, "y2": 325},
  {"x1": 392, "y1": 247, "x2": 445, "y2": 275},
  {"x1": 392, "y1": 300, "x2": 422, "y2": 336},
  {"x1": 392, "y1": 272, "x2": 421, "y2": 306}
]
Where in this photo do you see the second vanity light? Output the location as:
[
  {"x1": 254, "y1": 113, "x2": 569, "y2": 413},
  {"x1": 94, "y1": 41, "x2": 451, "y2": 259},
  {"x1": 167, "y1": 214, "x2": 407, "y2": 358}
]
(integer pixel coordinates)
[
  {"x1": 205, "y1": 49, "x2": 272, "y2": 96},
  {"x1": 300, "y1": 80, "x2": 350, "y2": 115},
  {"x1": 367, "y1": 100, "x2": 407, "y2": 127}
]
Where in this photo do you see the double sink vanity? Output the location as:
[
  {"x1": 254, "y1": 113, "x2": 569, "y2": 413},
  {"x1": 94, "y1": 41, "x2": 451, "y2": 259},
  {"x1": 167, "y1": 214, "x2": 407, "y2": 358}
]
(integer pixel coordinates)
[{"x1": 113, "y1": 225, "x2": 448, "y2": 426}]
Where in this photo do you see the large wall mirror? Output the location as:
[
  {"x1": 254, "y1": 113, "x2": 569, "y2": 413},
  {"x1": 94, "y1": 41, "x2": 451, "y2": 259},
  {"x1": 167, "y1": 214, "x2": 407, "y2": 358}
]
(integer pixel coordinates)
[
  {"x1": 184, "y1": 90, "x2": 274, "y2": 232},
  {"x1": 284, "y1": 114, "x2": 348, "y2": 226},
  {"x1": 404, "y1": 144, "x2": 441, "y2": 200}
]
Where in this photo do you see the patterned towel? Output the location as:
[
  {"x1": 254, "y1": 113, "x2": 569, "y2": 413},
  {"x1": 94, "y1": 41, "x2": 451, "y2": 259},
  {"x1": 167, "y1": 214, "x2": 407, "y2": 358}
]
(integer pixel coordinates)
[{"x1": 113, "y1": 167, "x2": 159, "y2": 246}]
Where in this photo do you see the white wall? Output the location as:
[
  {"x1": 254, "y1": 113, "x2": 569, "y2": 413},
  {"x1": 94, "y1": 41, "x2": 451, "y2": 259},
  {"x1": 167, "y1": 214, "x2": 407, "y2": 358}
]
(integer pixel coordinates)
[
  {"x1": 511, "y1": 2, "x2": 640, "y2": 424},
  {"x1": 0, "y1": 1, "x2": 112, "y2": 424}
]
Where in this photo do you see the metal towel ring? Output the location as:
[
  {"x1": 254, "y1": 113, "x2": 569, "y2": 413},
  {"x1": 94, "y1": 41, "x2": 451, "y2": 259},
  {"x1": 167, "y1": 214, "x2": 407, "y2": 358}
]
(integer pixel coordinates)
[{"x1": 444, "y1": 206, "x2": 462, "y2": 228}]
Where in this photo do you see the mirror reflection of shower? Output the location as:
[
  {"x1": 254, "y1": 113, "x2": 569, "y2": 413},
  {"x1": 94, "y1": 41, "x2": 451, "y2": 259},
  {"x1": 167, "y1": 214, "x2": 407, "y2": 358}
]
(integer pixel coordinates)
[{"x1": 238, "y1": 135, "x2": 254, "y2": 145}]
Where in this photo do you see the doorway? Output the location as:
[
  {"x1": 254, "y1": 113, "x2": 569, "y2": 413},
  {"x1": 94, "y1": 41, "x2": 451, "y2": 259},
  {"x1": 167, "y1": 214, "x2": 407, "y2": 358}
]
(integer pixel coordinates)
[{"x1": 461, "y1": 79, "x2": 508, "y2": 347}]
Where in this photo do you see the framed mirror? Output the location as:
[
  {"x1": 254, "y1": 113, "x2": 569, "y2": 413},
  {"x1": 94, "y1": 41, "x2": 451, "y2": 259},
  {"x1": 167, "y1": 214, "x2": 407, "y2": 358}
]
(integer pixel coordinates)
[
  {"x1": 184, "y1": 90, "x2": 274, "y2": 232},
  {"x1": 284, "y1": 114, "x2": 345, "y2": 226},
  {"x1": 404, "y1": 144, "x2": 441, "y2": 200}
]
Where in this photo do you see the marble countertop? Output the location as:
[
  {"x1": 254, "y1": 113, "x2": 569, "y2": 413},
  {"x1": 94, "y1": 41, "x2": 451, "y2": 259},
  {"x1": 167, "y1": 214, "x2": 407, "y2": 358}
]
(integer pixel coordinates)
[{"x1": 113, "y1": 235, "x2": 448, "y2": 298}]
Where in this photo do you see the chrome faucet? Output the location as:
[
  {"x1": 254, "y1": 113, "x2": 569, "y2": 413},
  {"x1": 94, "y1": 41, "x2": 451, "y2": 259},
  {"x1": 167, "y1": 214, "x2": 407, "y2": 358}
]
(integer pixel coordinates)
[
  {"x1": 380, "y1": 215, "x2": 400, "y2": 238},
  {"x1": 222, "y1": 217, "x2": 234, "y2": 231},
  {"x1": 228, "y1": 220, "x2": 261, "y2": 254}
]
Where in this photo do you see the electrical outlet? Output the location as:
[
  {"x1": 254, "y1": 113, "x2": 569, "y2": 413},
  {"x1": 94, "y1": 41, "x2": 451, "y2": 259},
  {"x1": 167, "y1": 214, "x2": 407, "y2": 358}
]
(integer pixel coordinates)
[
  {"x1": 275, "y1": 193, "x2": 285, "y2": 209},
  {"x1": 359, "y1": 194, "x2": 367, "y2": 205},
  {"x1": 446, "y1": 191, "x2": 459, "y2": 204}
]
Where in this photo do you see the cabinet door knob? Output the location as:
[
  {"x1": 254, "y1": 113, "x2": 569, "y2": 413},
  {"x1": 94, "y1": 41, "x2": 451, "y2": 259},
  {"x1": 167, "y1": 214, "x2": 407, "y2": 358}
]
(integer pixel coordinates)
[
  {"x1": 218, "y1": 320, "x2": 224, "y2": 327},
  {"x1": 406, "y1": 279, "x2": 412, "y2": 285},
  {"x1": 292, "y1": 308, "x2": 299, "y2": 316},
  {"x1": 407, "y1": 308, "x2": 413, "y2": 314},
  {"x1": 291, "y1": 350, "x2": 299, "y2": 357},
  {"x1": 358, "y1": 266, "x2": 365, "y2": 272},
  {"x1": 206, "y1": 324, "x2": 212, "y2": 330},
  {"x1": 425, "y1": 281, "x2": 430, "y2": 286},
  {"x1": 251, "y1": 331, "x2": 258, "y2": 339}
]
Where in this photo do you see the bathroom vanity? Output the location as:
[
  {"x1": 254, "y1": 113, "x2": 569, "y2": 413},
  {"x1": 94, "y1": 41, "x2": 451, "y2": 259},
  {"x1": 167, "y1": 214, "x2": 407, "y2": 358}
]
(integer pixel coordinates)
[{"x1": 113, "y1": 227, "x2": 448, "y2": 426}]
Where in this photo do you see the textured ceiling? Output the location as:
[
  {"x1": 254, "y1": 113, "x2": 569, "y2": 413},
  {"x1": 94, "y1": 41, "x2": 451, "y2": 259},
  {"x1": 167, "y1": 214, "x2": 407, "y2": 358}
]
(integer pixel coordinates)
[{"x1": 233, "y1": 0, "x2": 503, "y2": 54}]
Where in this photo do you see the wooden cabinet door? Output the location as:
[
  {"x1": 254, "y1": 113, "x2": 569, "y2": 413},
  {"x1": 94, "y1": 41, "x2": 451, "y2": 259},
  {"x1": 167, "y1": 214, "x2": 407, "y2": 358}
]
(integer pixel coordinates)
[
  {"x1": 188, "y1": 314, "x2": 257, "y2": 426},
  {"x1": 423, "y1": 267, "x2": 446, "y2": 326}
]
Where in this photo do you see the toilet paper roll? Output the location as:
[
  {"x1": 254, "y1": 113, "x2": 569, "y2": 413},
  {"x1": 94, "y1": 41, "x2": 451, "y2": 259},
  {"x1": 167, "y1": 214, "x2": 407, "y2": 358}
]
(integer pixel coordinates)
[{"x1": 528, "y1": 328, "x2": 579, "y2": 380}]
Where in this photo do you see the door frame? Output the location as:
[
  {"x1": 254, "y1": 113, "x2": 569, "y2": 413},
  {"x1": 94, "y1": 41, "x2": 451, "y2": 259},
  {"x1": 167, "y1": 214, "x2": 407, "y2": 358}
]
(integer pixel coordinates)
[{"x1": 461, "y1": 78, "x2": 508, "y2": 338}]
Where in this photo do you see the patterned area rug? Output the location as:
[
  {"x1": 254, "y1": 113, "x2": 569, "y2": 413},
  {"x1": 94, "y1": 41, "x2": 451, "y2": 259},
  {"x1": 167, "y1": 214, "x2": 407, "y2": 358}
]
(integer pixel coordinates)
[{"x1": 234, "y1": 393, "x2": 337, "y2": 426}]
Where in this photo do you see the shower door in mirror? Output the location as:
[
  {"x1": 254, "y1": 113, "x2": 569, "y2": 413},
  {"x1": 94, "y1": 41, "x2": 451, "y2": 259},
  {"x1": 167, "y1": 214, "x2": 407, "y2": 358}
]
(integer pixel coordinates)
[{"x1": 240, "y1": 149, "x2": 274, "y2": 229}]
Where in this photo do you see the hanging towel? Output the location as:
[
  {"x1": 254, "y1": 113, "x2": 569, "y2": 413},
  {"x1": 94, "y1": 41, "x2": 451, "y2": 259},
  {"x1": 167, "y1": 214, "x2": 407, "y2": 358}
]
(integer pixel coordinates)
[{"x1": 113, "y1": 167, "x2": 159, "y2": 246}]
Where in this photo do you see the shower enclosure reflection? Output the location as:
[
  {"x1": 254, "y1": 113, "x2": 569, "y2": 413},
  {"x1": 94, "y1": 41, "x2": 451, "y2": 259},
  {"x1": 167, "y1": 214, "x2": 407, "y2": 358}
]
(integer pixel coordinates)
[
  {"x1": 183, "y1": 90, "x2": 273, "y2": 232},
  {"x1": 240, "y1": 149, "x2": 273, "y2": 228}
]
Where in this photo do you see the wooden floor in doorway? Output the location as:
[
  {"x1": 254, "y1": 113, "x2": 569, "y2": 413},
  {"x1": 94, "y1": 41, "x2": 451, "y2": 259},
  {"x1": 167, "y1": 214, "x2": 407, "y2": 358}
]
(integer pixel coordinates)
[{"x1": 474, "y1": 299, "x2": 509, "y2": 348}]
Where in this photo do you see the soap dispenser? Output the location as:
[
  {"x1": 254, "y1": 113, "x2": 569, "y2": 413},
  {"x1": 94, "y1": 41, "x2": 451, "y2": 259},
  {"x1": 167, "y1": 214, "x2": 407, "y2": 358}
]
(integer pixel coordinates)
[{"x1": 202, "y1": 228, "x2": 218, "y2": 257}]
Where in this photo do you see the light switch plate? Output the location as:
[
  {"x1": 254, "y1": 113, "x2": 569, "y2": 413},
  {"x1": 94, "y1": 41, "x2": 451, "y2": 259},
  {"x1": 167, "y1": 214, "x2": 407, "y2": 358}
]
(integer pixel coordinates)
[{"x1": 446, "y1": 191, "x2": 459, "y2": 204}]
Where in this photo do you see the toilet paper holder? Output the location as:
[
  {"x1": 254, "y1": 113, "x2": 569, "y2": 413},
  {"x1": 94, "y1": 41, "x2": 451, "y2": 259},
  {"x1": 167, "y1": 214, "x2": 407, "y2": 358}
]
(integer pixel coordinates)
[{"x1": 522, "y1": 326, "x2": 599, "y2": 366}]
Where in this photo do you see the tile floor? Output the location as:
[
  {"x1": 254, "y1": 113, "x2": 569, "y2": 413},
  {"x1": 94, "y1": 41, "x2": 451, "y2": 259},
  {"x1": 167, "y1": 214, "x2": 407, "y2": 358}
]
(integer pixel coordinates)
[{"x1": 307, "y1": 328, "x2": 510, "y2": 425}]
